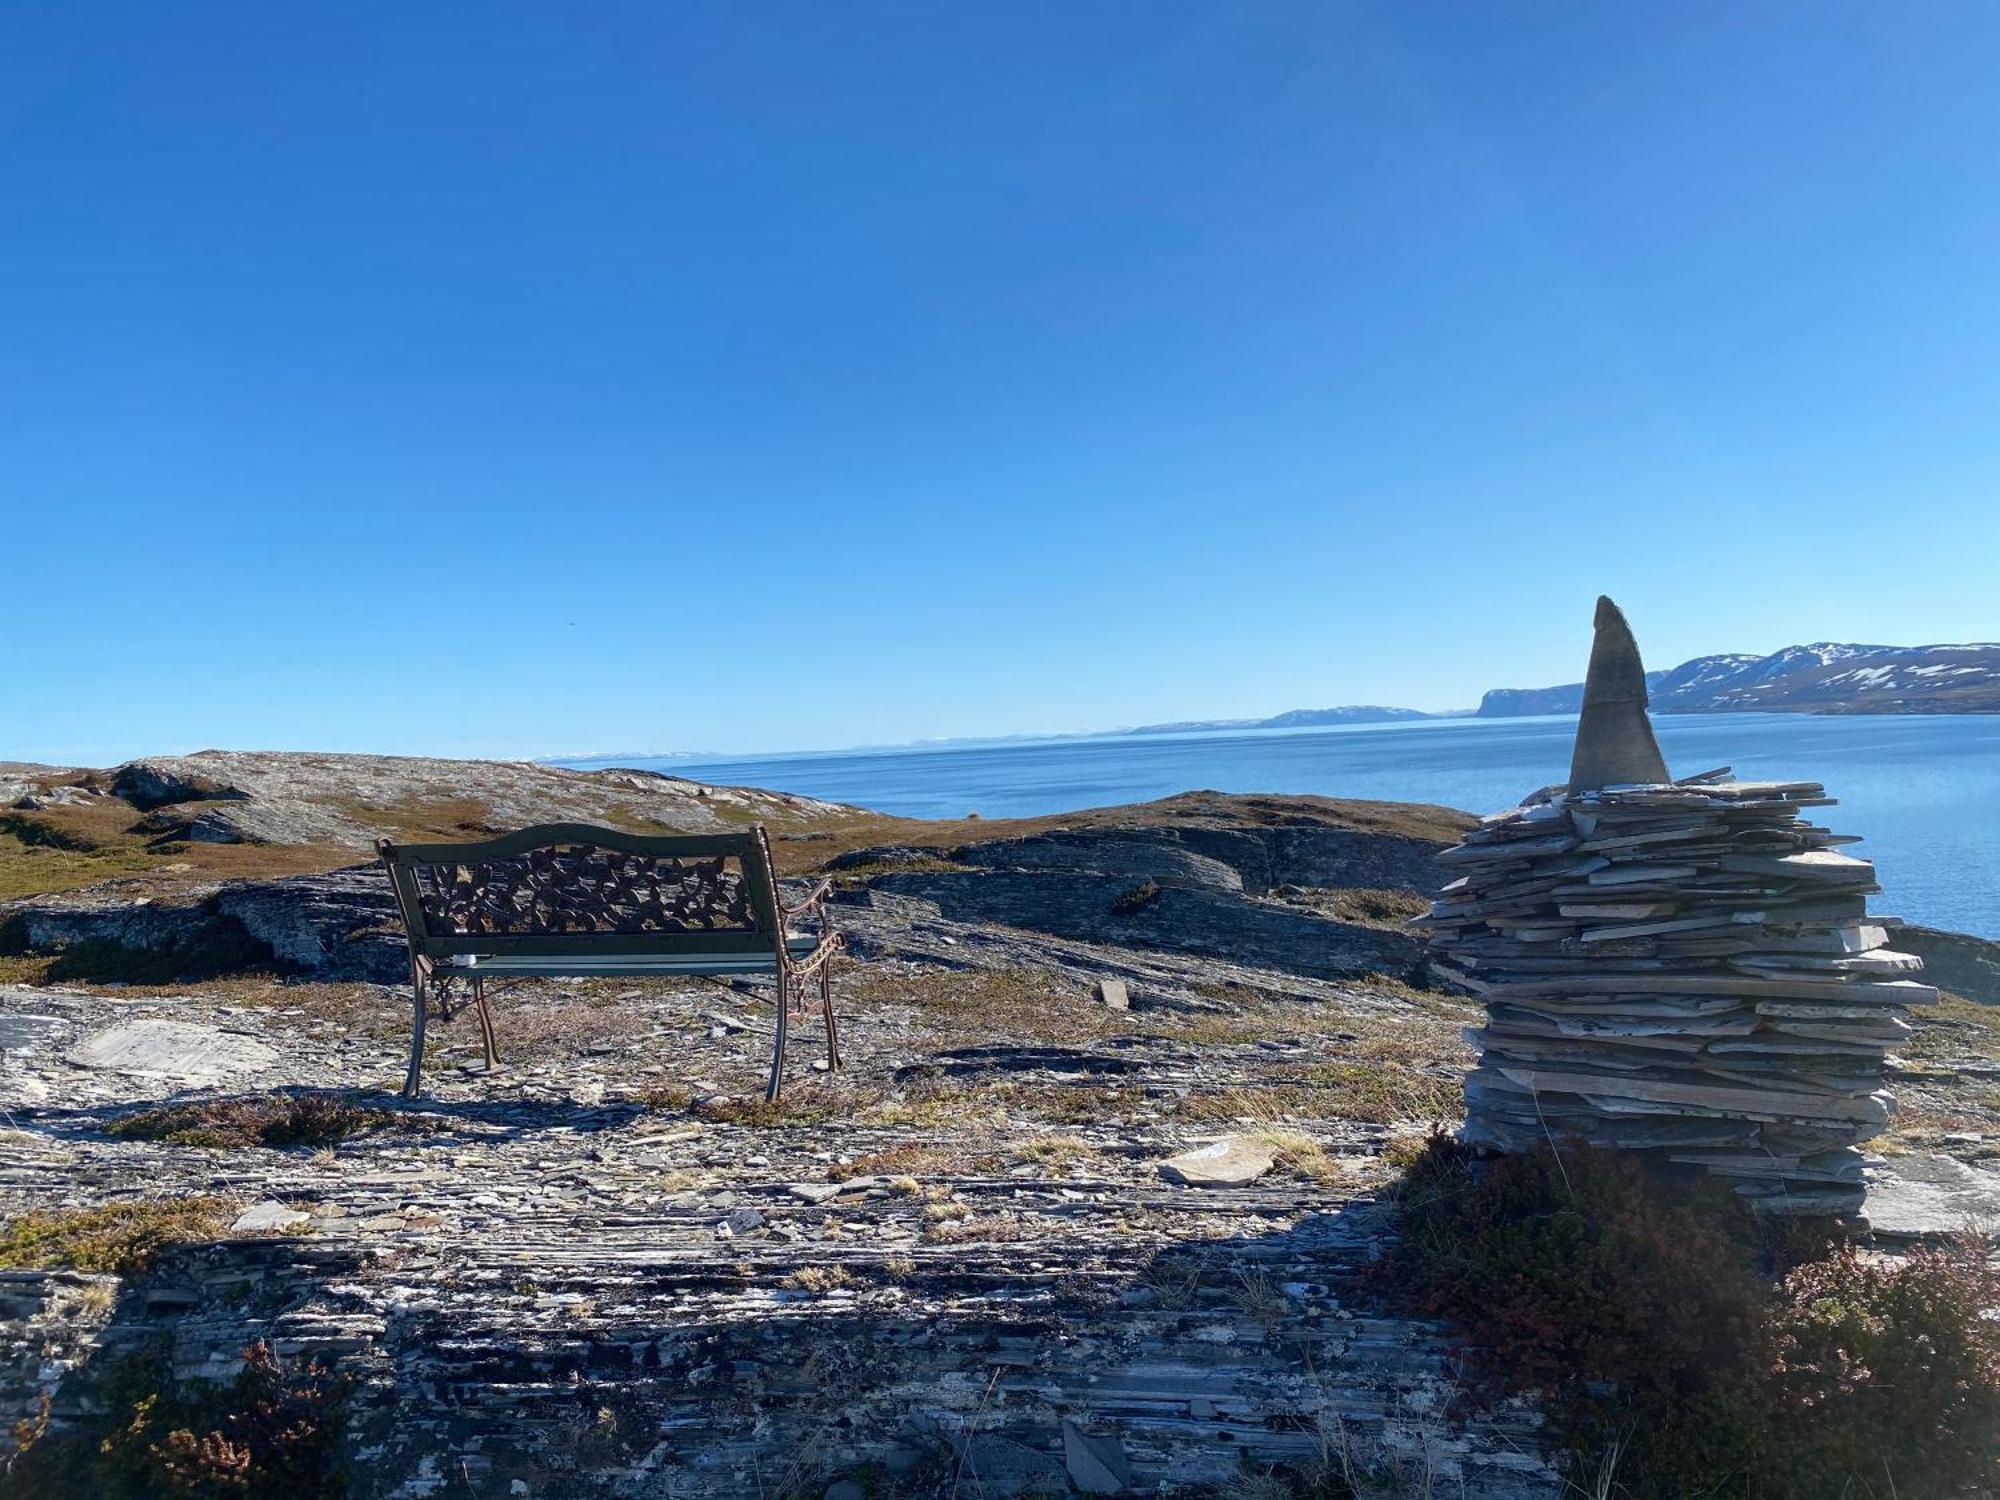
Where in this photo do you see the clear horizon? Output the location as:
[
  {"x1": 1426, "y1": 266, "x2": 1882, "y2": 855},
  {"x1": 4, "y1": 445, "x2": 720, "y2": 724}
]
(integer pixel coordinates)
[{"x1": 7, "y1": 5, "x2": 2000, "y2": 766}]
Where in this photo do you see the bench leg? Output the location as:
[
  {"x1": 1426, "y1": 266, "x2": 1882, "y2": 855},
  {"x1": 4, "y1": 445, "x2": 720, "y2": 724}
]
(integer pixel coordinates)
[
  {"x1": 402, "y1": 963, "x2": 429, "y2": 1099},
  {"x1": 765, "y1": 971, "x2": 792, "y2": 1102},
  {"x1": 472, "y1": 975, "x2": 498, "y2": 1070},
  {"x1": 819, "y1": 960, "x2": 841, "y2": 1072}
]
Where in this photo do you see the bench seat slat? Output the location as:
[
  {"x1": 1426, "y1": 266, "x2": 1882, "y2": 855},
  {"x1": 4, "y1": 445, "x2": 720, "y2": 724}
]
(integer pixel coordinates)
[{"x1": 439, "y1": 936, "x2": 820, "y2": 978}]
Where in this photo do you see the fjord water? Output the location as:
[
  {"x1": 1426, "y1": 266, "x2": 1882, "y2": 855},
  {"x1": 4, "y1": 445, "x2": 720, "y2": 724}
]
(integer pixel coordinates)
[{"x1": 583, "y1": 714, "x2": 2000, "y2": 938}]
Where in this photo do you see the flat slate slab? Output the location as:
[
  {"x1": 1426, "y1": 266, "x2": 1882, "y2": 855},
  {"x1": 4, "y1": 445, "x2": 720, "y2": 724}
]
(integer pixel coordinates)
[
  {"x1": 65, "y1": 1019, "x2": 279, "y2": 1082},
  {"x1": 1158, "y1": 1135, "x2": 1277, "y2": 1188},
  {"x1": 232, "y1": 1200, "x2": 312, "y2": 1233},
  {"x1": 1866, "y1": 1153, "x2": 2000, "y2": 1239}
]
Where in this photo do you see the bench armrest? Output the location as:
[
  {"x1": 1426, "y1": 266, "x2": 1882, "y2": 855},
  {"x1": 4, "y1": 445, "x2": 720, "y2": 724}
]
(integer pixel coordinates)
[{"x1": 777, "y1": 877, "x2": 834, "y2": 922}]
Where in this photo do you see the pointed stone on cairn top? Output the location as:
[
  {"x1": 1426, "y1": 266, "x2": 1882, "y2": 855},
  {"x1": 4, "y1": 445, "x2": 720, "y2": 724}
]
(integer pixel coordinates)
[{"x1": 1567, "y1": 595, "x2": 1671, "y2": 792}]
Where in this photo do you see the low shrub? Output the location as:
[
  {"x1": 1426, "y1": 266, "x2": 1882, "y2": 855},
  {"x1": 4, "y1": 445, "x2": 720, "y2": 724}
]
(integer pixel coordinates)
[
  {"x1": 108, "y1": 1093, "x2": 424, "y2": 1150},
  {"x1": 4, "y1": 1339, "x2": 349, "y2": 1499},
  {"x1": 1378, "y1": 1132, "x2": 2000, "y2": 1499},
  {"x1": 1110, "y1": 878, "x2": 1163, "y2": 916},
  {"x1": 1771, "y1": 1236, "x2": 2000, "y2": 1498}
]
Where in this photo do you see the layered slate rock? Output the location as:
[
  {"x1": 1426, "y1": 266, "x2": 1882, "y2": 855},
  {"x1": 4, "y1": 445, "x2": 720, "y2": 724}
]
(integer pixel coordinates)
[
  {"x1": 64, "y1": 1018, "x2": 280, "y2": 1083},
  {"x1": 0, "y1": 983, "x2": 1555, "y2": 1498},
  {"x1": 1419, "y1": 600, "x2": 1936, "y2": 1217}
]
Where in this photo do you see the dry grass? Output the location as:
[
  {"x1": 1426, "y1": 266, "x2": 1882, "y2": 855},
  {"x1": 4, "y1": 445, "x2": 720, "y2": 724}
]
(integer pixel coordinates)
[
  {"x1": 785, "y1": 790, "x2": 1473, "y2": 879},
  {"x1": 1254, "y1": 1128, "x2": 1350, "y2": 1185},
  {"x1": 919, "y1": 1212, "x2": 1014, "y2": 1245},
  {"x1": 1015, "y1": 1135, "x2": 1099, "y2": 1171},
  {"x1": 475, "y1": 988, "x2": 654, "y2": 1059},
  {"x1": 317, "y1": 793, "x2": 501, "y2": 841},
  {"x1": 828, "y1": 1143, "x2": 963, "y2": 1181},
  {"x1": 1143, "y1": 1255, "x2": 1207, "y2": 1310},
  {"x1": 841, "y1": 965, "x2": 1127, "y2": 1048},
  {"x1": 1904, "y1": 992, "x2": 2000, "y2": 1065},
  {"x1": 1324, "y1": 887, "x2": 1432, "y2": 928},
  {"x1": 1229, "y1": 1268, "x2": 1290, "y2": 1323},
  {"x1": 1880, "y1": 994, "x2": 2000, "y2": 1150},
  {"x1": 1176, "y1": 1059, "x2": 1463, "y2": 1129},
  {"x1": 639, "y1": 1081, "x2": 852, "y2": 1128},
  {"x1": 0, "y1": 804, "x2": 155, "y2": 900},
  {"x1": 779, "y1": 1266, "x2": 856, "y2": 1293},
  {"x1": 842, "y1": 959, "x2": 1473, "y2": 1055},
  {"x1": 0, "y1": 794, "x2": 354, "y2": 903}
]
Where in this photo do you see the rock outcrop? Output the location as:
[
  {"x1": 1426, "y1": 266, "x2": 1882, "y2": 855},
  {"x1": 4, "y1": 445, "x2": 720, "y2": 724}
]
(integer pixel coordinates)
[
  {"x1": 1899, "y1": 924, "x2": 2000, "y2": 1006},
  {"x1": 101, "y1": 750, "x2": 851, "y2": 848}
]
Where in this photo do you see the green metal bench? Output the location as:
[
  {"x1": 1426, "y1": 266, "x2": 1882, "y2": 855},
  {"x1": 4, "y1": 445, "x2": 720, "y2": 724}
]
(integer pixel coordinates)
[{"x1": 376, "y1": 823, "x2": 841, "y2": 1100}]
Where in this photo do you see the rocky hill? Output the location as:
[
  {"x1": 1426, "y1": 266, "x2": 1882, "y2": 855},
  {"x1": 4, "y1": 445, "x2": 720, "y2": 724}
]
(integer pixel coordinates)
[
  {"x1": 1480, "y1": 641, "x2": 2000, "y2": 717},
  {"x1": 95, "y1": 749, "x2": 852, "y2": 848}
]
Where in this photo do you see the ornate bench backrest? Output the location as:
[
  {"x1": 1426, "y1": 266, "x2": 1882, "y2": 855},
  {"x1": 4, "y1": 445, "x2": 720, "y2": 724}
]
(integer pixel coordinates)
[{"x1": 377, "y1": 824, "x2": 783, "y2": 960}]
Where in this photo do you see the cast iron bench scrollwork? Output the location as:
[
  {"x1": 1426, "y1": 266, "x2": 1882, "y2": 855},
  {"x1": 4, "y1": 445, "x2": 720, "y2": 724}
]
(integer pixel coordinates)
[{"x1": 376, "y1": 823, "x2": 841, "y2": 1100}]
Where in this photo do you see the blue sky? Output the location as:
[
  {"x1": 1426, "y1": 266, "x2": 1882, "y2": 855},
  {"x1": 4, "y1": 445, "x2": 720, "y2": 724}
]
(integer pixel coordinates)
[{"x1": 6, "y1": 4, "x2": 1998, "y2": 764}]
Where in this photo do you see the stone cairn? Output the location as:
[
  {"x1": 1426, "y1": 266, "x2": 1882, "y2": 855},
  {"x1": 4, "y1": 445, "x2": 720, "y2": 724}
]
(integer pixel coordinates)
[{"x1": 1418, "y1": 598, "x2": 1935, "y2": 1217}]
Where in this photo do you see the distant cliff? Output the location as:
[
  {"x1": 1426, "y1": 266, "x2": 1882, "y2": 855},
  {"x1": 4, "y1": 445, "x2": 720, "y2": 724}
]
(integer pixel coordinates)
[{"x1": 1479, "y1": 642, "x2": 2000, "y2": 718}]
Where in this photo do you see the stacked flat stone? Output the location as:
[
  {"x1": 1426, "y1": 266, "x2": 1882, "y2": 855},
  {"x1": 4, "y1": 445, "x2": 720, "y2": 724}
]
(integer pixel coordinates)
[{"x1": 1419, "y1": 770, "x2": 1935, "y2": 1216}]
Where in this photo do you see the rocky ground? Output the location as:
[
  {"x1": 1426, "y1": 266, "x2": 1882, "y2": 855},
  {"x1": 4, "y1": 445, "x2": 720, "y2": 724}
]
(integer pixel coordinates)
[{"x1": 2, "y1": 755, "x2": 1998, "y2": 1497}]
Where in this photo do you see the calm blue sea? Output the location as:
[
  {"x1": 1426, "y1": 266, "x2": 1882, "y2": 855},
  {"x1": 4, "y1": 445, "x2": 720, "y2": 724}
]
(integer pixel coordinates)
[{"x1": 563, "y1": 714, "x2": 2000, "y2": 939}]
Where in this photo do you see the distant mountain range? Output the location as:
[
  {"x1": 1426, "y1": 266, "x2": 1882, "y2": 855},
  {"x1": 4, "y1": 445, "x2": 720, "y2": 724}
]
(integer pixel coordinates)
[
  {"x1": 1477, "y1": 641, "x2": 2000, "y2": 718},
  {"x1": 1122, "y1": 641, "x2": 2000, "y2": 737},
  {"x1": 1120, "y1": 705, "x2": 1443, "y2": 736}
]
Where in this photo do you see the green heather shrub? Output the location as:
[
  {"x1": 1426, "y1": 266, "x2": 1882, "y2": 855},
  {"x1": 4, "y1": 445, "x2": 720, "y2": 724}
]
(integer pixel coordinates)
[
  {"x1": 1110, "y1": 878, "x2": 1163, "y2": 915},
  {"x1": 1379, "y1": 1132, "x2": 2000, "y2": 1499},
  {"x1": 108, "y1": 1092, "x2": 425, "y2": 1150}
]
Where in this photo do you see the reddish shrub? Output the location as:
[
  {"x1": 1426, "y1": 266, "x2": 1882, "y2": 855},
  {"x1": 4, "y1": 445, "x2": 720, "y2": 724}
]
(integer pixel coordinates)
[
  {"x1": 3, "y1": 1340, "x2": 349, "y2": 1499},
  {"x1": 1771, "y1": 1236, "x2": 2000, "y2": 1497},
  {"x1": 1377, "y1": 1132, "x2": 2000, "y2": 1499}
]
